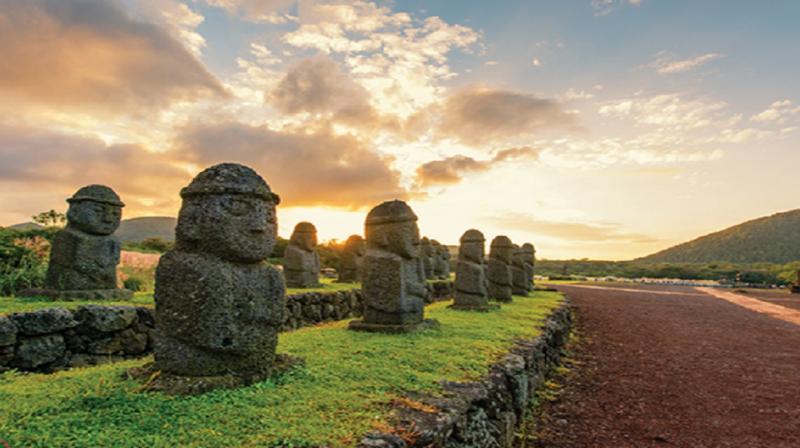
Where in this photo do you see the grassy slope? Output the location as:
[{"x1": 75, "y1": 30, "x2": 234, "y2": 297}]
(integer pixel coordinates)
[
  {"x1": 638, "y1": 208, "x2": 800, "y2": 264},
  {"x1": 0, "y1": 278, "x2": 360, "y2": 315},
  {"x1": 0, "y1": 292, "x2": 563, "y2": 448}
]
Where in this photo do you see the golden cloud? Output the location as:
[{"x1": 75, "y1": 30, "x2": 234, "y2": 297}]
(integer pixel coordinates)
[
  {"x1": 485, "y1": 212, "x2": 660, "y2": 244},
  {"x1": 0, "y1": 0, "x2": 225, "y2": 115},
  {"x1": 435, "y1": 86, "x2": 577, "y2": 146},
  {"x1": 174, "y1": 121, "x2": 407, "y2": 208},
  {"x1": 0, "y1": 124, "x2": 190, "y2": 218},
  {"x1": 414, "y1": 146, "x2": 539, "y2": 187}
]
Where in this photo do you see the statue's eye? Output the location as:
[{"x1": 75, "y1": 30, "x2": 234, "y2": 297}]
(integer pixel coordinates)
[
  {"x1": 225, "y1": 198, "x2": 251, "y2": 216},
  {"x1": 264, "y1": 208, "x2": 276, "y2": 223}
]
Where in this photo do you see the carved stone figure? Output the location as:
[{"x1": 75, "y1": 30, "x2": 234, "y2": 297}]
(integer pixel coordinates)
[
  {"x1": 25, "y1": 185, "x2": 132, "y2": 301},
  {"x1": 487, "y1": 236, "x2": 514, "y2": 302},
  {"x1": 511, "y1": 245, "x2": 529, "y2": 296},
  {"x1": 420, "y1": 237, "x2": 435, "y2": 280},
  {"x1": 451, "y1": 229, "x2": 497, "y2": 311},
  {"x1": 337, "y1": 234, "x2": 366, "y2": 283},
  {"x1": 431, "y1": 240, "x2": 450, "y2": 279},
  {"x1": 522, "y1": 242, "x2": 536, "y2": 293},
  {"x1": 284, "y1": 222, "x2": 321, "y2": 288},
  {"x1": 349, "y1": 200, "x2": 438, "y2": 333},
  {"x1": 439, "y1": 244, "x2": 452, "y2": 279},
  {"x1": 151, "y1": 163, "x2": 286, "y2": 388}
]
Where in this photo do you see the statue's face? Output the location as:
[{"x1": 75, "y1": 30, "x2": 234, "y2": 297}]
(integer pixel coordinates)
[
  {"x1": 180, "y1": 194, "x2": 276, "y2": 263},
  {"x1": 492, "y1": 244, "x2": 513, "y2": 264},
  {"x1": 67, "y1": 201, "x2": 122, "y2": 236},
  {"x1": 293, "y1": 231, "x2": 317, "y2": 251},
  {"x1": 460, "y1": 240, "x2": 484, "y2": 263},
  {"x1": 354, "y1": 239, "x2": 366, "y2": 256},
  {"x1": 370, "y1": 220, "x2": 420, "y2": 259},
  {"x1": 423, "y1": 241, "x2": 433, "y2": 256}
]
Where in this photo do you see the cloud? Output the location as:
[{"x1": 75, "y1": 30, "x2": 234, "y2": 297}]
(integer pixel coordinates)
[
  {"x1": 599, "y1": 93, "x2": 728, "y2": 130},
  {"x1": 282, "y1": 1, "x2": 480, "y2": 116},
  {"x1": 269, "y1": 55, "x2": 369, "y2": 114},
  {"x1": 750, "y1": 100, "x2": 800, "y2": 124},
  {"x1": 129, "y1": 0, "x2": 208, "y2": 56},
  {"x1": 0, "y1": 0, "x2": 225, "y2": 115},
  {"x1": 486, "y1": 212, "x2": 659, "y2": 244},
  {"x1": 0, "y1": 124, "x2": 189, "y2": 216},
  {"x1": 204, "y1": 0, "x2": 296, "y2": 22},
  {"x1": 268, "y1": 55, "x2": 405, "y2": 134},
  {"x1": 592, "y1": 0, "x2": 643, "y2": 16},
  {"x1": 562, "y1": 88, "x2": 595, "y2": 101},
  {"x1": 174, "y1": 122, "x2": 406, "y2": 208},
  {"x1": 435, "y1": 86, "x2": 576, "y2": 146},
  {"x1": 414, "y1": 146, "x2": 540, "y2": 187},
  {"x1": 647, "y1": 52, "x2": 723, "y2": 75}
]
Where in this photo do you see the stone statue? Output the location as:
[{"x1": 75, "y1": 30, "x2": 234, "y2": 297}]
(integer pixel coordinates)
[
  {"x1": 522, "y1": 242, "x2": 536, "y2": 293},
  {"x1": 349, "y1": 200, "x2": 438, "y2": 333},
  {"x1": 438, "y1": 244, "x2": 452, "y2": 279},
  {"x1": 487, "y1": 236, "x2": 514, "y2": 302},
  {"x1": 451, "y1": 229, "x2": 497, "y2": 311},
  {"x1": 511, "y1": 244, "x2": 529, "y2": 296},
  {"x1": 284, "y1": 222, "x2": 321, "y2": 288},
  {"x1": 337, "y1": 234, "x2": 366, "y2": 283},
  {"x1": 431, "y1": 240, "x2": 449, "y2": 279},
  {"x1": 26, "y1": 185, "x2": 133, "y2": 300},
  {"x1": 151, "y1": 163, "x2": 286, "y2": 389},
  {"x1": 420, "y1": 237, "x2": 435, "y2": 280}
]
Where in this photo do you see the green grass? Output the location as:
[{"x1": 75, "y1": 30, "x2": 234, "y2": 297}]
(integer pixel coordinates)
[
  {"x1": 0, "y1": 292, "x2": 156, "y2": 315},
  {"x1": 0, "y1": 292, "x2": 563, "y2": 447},
  {"x1": 0, "y1": 278, "x2": 361, "y2": 315}
]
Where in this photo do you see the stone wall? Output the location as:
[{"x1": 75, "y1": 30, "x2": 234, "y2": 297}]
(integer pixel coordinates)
[
  {"x1": 0, "y1": 305, "x2": 154, "y2": 373},
  {"x1": 358, "y1": 302, "x2": 572, "y2": 448},
  {"x1": 1, "y1": 280, "x2": 456, "y2": 373}
]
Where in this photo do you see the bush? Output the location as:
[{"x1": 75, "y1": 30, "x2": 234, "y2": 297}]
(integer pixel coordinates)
[
  {"x1": 123, "y1": 276, "x2": 146, "y2": 292},
  {"x1": 123, "y1": 237, "x2": 173, "y2": 254},
  {"x1": 0, "y1": 227, "x2": 54, "y2": 296}
]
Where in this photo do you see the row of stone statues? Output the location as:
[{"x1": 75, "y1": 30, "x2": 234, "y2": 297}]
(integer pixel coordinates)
[
  {"x1": 283, "y1": 225, "x2": 452, "y2": 288},
  {"x1": 452, "y1": 231, "x2": 536, "y2": 311},
  {"x1": 27, "y1": 162, "x2": 536, "y2": 392}
]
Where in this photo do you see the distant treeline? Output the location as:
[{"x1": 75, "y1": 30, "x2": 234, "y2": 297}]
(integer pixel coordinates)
[{"x1": 537, "y1": 259, "x2": 800, "y2": 286}]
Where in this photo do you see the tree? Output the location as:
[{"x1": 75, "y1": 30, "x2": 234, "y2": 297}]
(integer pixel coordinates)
[{"x1": 32, "y1": 209, "x2": 66, "y2": 227}]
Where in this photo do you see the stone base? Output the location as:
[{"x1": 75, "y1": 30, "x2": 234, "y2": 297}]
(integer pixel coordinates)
[
  {"x1": 18, "y1": 288, "x2": 134, "y2": 301},
  {"x1": 448, "y1": 303, "x2": 500, "y2": 312},
  {"x1": 124, "y1": 353, "x2": 303, "y2": 396},
  {"x1": 348, "y1": 318, "x2": 440, "y2": 334},
  {"x1": 791, "y1": 286, "x2": 800, "y2": 294},
  {"x1": 492, "y1": 296, "x2": 513, "y2": 303}
]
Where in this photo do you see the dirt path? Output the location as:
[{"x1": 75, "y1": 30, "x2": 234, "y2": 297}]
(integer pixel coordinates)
[{"x1": 532, "y1": 284, "x2": 800, "y2": 448}]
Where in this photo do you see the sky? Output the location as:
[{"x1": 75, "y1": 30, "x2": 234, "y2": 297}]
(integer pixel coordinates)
[{"x1": 0, "y1": 0, "x2": 798, "y2": 260}]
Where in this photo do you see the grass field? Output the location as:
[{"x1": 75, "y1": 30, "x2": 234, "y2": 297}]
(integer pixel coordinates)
[
  {"x1": 0, "y1": 278, "x2": 360, "y2": 315},
  {"x1": 0, "y1": 291, "x2": 563, "y2": 447}
]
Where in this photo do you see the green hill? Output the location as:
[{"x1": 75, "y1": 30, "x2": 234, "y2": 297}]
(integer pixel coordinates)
[
  {"x1": 115, "y1": 216, "x2": 176, "y2": 243},
  {"x1": 6, "y1": 222, "x2": 44, "y2": 231},
  {"x1": 638, "y1": 209, "x2": 800, "y2": 264}
]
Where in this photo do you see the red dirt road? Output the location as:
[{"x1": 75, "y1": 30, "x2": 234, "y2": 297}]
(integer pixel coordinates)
[{"x1": 533, "y1": 284, "x2": 800, "y2": 448}]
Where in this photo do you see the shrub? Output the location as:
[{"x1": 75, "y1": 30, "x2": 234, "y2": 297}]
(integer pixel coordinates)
[
  {"x1": 123, "y1": 276, "x2": 146, "y2": 292},
  {"x1": 0, "y1": 228, "x2": 52, "y2": 296}
]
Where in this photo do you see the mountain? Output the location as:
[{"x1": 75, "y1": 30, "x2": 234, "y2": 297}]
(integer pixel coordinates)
[
  {"x1": 115, "y1": 217, "x2": 176, "y2": 243},
  {"x1": 638, "y1": 209, "x2": 800, "y2": 264},
  {"x1": 6, "y1": 222, "x2": 44, "y2": 231}
]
